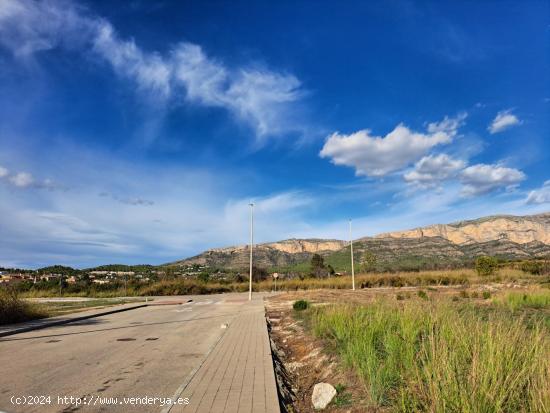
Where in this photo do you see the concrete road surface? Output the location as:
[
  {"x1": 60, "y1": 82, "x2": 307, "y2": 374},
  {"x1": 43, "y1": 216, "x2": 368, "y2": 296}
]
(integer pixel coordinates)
[{"x1": 0, "y1": 293, "x2": 271, "y2": 413}]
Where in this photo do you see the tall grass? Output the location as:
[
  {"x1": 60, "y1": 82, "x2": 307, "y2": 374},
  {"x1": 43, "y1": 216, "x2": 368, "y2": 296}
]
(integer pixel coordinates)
[
  {"x1": 0, "y1": 287, "x2": 48, "y2": 325},
  {"x1": 496, "y1": 290, "x2": 550, "y2": 311},
  {"x1": 311, "y1": 300, "x2": 550, "y2": 412}
]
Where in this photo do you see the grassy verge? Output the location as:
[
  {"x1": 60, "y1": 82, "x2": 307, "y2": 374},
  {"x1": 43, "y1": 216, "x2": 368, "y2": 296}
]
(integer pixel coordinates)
[
  {"x1": 308, "y1": 297, "x2": 550, "y2": 412},
  {"x1": 0, "y1": 288, "x2": 48, "y2": 325}
]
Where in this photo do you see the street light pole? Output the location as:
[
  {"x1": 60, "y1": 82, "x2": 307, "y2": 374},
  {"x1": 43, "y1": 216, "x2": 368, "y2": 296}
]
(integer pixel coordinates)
[
  {"x1": 349, "y1": 219, "x2": 355, "y2": 291},
  {"x1": 249, "y1": 202, "x2": 254, "y2": 301}
]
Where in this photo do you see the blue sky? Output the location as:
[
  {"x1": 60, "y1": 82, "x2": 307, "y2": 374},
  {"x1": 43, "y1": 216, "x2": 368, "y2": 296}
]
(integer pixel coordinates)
[{"x1": 0, "y1": 0, "x2": 548, "y2": 268}]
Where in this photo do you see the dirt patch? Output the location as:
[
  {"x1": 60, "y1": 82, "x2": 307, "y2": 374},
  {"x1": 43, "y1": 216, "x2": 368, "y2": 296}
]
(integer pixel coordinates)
[{"x1": 266, "y1": 296, "x2": 370, "y2": 412}]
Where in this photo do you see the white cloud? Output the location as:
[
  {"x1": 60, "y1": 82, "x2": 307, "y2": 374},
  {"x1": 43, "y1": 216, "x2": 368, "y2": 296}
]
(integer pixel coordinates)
[
  {"x1": 0, "y1": 167, "x2": 62, "y2": 190},
  {"x1": 9, "y1": 171, "x2": 34, "y2": 187},
  {"x1": 460, "y1": 163, "x2": 525, "y2": 196},
  {"x1": 0, "y1": 0, "x2": 306, "y2": 140},
  {"x1": 404, "y1": 154, "x2": 466, "y2": 187},
  {"x1": 320, "y1": 114, "x2": 465, "y2": 176},
  {"x1": 488, "y1": 109, "x2": 522, "y2": 134},
  {"x1": 0, "y1": 0, "x2": 94, "y2": 56},
  {"x1": 526, "y1": 181, "x2": 550, "y2": 204}
]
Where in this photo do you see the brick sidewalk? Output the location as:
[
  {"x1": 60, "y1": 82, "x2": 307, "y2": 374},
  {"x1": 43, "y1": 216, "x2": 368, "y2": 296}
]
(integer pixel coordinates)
[{"x1": 172, "y1": 297, "x2": 280, "y2": 413}]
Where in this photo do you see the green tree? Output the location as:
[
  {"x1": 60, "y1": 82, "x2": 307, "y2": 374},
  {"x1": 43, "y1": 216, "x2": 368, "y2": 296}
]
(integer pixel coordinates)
[
  {"x1": 311, "y1": 254, "x2": 324, "y2": 269},
  {"x1": 197, "y1": 272, "x2": 210, "y2": 283},
  {"x1": 360, "y1": 251, "x2": 377, "y2": 272},
  {"x1": 310, "y1": 254, "x2": 330, "y2": 278},
  {"x1": 475, "y1": 256, "x2": 498, "y2": 276},
  {"x1": 252, "y1": 266, "x2": 269, "y2": 281}
]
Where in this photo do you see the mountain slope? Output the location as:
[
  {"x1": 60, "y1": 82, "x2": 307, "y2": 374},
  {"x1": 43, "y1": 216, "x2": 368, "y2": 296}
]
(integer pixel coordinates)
[
  {"x1": 169, "y1": 213, "x2": 550, "y2": 270},
  {"x1": 169, "y1": 239, "x2": 346, "y2": 269},
  {"x1": 374, "y1": 213, "x2": 550, "y2": 245}
]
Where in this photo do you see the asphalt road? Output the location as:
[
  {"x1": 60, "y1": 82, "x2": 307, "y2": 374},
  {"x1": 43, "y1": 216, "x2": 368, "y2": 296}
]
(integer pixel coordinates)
[{"x1": 0, "y1": 293, "x2": 252, "y2": 413}]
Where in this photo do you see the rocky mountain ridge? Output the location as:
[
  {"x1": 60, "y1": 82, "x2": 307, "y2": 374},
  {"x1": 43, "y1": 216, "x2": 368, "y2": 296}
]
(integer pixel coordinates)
[
  {"x1": 170, "y1": 213, "x2": 550, "y2": 270},
  {"x1": 375, "y1": 213, "x2": 550, "y2": 245}
]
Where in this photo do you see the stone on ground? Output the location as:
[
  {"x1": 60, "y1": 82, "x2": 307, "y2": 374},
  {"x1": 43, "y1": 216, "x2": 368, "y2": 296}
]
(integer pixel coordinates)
[{"x1": 311, "y1": 382, "x2": 337, "y2": 410}]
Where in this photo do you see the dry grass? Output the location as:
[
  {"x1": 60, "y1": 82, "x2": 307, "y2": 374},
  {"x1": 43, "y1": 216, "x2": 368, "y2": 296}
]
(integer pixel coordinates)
[{"x1": 0, "y1": 287, "x2": 48, "y2": 325}]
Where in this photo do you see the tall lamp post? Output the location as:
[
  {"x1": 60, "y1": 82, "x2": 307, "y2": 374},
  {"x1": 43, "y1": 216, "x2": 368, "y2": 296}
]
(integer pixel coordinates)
[
  {"x1": 249, "y1": 202, "x2": 254, "y2": 301},
  {"x1": 349, "y1": 219, "x2": 355, "y2": 291}
]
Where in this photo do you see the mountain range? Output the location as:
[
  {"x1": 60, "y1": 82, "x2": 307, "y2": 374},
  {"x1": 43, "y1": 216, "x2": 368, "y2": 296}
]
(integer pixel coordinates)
[{"x1": 169, "y1": 213, "x2": 550, "y2": 272}]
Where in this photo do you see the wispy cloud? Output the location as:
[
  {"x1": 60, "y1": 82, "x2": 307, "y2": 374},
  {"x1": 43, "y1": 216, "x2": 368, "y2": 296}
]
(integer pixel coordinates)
[
  {"x1": 0, "y1": 0, "x2": 307, "y2": 142},
  {"x1": 0, "y1": 164, "x2": 62, "y2": 190},
  {"x1": 488, "y1": 109, "x2": 522, "y2": 134},
  {"x1": 526, "y1": 180, "x2": 550, "y2": 204},
  {"x1": 99, "y1": 192, "x2": 154, "y2": 206},
  {"x1": 319, "y1": 113, "x2": 466, "y2": 177},
  {"x1": 0, "y1": 145, "x2": 319, "y2": 267}
]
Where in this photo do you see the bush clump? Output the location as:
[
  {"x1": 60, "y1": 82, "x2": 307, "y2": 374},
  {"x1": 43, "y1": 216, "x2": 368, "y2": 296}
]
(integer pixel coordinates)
[
  {"x1": 417, "y1": 290, "x2": 429, "y2": 300},
  {"x1": 0, "y1": 287, "x2": 47, "y2": 325},
  {"x1": 293, "y1": 299, "x2": 310, "y2": 311},
  {"x1": 521, "y1": 261, "x2": 543, "y2": 275},
  {"x1": 475, "y1": 256, "x2": 498, "y2": 276}
]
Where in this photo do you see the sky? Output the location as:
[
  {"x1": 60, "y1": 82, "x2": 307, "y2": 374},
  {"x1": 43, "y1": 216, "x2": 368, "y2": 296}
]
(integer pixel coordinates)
[{"x1": 0, "y1": 0, "x2": 548, "y2": 269}]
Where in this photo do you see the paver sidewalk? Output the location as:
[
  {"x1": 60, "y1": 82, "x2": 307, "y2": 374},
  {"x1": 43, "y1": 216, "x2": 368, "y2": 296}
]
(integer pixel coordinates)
[{"x1": 172, "y1": 296, "x2": 280, "y2": 413}]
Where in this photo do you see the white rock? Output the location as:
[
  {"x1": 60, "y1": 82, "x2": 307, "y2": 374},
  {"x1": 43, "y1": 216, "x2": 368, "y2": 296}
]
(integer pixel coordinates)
[
  {"x1": 311, "y1": 382, "x2": 337, "y2": 410},
  {"x1": 220, "y1": 323, "x2": 228, "y2": 329}
]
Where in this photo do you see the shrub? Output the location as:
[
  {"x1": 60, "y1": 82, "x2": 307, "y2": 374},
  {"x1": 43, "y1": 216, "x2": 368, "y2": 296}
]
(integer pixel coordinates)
[
  {"x1": 197, "y1": 272, "x2": 210, "y2": 283},
  {"x1": 475, "y1": 256, "x2": 498, "y2": 276},
  {"x1": 521, "y1": 261, "x2": 543, "y2": 275},
  {"x1": 482, "y1": 291, "x2": 491, "y2": 300},
  {"x1": 417, "y1": 290, "x2": 428, "y2": 300},
  {"x1": 293, "y1": 299, "x2": 310, "y2": 311},
  {"x1": 0, "y1": 287, "x2": 47, "y2": 325},
  {"x1": 333, "y1": 383, "x2": 353, "y2": 407}
]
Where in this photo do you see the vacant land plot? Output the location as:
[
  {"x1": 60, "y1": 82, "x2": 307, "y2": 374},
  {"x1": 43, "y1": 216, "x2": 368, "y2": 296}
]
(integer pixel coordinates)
[{"x1": 267, "y1": 286, "x2": 550, "y2": 412}]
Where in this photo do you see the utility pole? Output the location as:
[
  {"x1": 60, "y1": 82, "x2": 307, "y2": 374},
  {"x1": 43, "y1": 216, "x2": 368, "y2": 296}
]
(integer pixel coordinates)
[
  {"x1": 249, "y1": 203, "x2": 254, "y2": 301},
  {"x1": 349, "y1": 219, "x2": 355, "y2": 291}
]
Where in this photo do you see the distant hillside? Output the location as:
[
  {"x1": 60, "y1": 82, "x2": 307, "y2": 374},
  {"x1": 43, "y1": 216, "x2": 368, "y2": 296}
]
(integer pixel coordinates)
[
  {"x1": 168, "y1": 213, "x2": 550, "y2": 271},
  {"x1": 168, "y1": 239, "x2": 346, "y2": 269}
]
